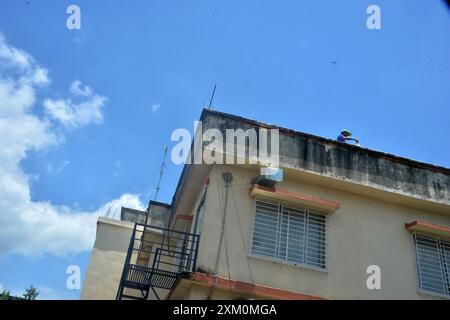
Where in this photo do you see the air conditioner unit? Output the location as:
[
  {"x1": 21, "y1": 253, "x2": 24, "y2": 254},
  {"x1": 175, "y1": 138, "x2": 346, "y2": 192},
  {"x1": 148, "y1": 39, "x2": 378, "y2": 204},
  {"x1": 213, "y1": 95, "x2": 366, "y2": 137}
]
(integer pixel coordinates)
[{"x1": 253, "y1": 167, "x2": 284, "y2": 188}]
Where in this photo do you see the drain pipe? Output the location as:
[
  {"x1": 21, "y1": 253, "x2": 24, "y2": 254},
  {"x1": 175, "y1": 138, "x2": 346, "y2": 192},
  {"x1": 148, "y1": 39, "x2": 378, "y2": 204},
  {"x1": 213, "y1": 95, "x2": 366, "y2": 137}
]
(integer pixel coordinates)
[
  {"x1": 192, "y1": 176, "x2": 210, "y2": 237},
  {"x1": 212, "y1": 172, "x2": 233, "y2": 280},
  {"x1": 190, "y1": 176, "x2": 210, "y2": 271}
]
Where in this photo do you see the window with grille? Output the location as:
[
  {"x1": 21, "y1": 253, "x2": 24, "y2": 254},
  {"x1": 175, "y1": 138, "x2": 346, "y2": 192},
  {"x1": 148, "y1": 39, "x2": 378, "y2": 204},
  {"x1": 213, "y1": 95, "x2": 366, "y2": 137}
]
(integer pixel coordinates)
[
  {"x1": 251, "y1": 198, "x2": 328, "y2": 270},
  {"x1": 413, "y1": 233, "x2": 450, "y2": 297}
]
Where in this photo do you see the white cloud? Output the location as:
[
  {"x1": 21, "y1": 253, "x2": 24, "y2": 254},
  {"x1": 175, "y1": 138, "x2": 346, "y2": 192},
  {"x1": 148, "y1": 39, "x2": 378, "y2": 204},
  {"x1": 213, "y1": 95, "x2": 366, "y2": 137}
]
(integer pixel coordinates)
[
  {"x1": 33, "y1": 67, "x2": 50, "y2": 85},
  {"x1": 0, "y1": 34, "x2": 145, "y2": 257},
  {"x1": 46, "y1": 160, "x2": 70, "y2": 175},
  {"x1": 44, "y1": 80, "x2": 106, "y2": 128},
  {"x1": 0, "y1": 33, "x2": 49, "y2": 86},
  {"x1": 0, "y1": 33, "x2": 33, "y2": 70},
  {"x1": 1, "y1": 194, "x2": 144, "y2": 256},
  {"x1": 151, "y1": 103, "x2": 161, "y2": 112},
  {"x1": 70, "y1": 79, "x2": 92, "y2": 97}
]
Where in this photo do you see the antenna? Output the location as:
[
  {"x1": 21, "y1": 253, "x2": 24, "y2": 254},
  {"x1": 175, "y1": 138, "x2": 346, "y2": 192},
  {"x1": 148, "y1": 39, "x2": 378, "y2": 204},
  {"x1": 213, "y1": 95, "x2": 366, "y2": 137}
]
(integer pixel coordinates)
[
  {"x1": 154, "y1": 145, "x2": 169, "y2": 201},
  {"x1": 145, "y1": 145, "x2": 169, "y2": 227},
  {"x1": 208, "y1": 84, "x2": 217, "y2": 109}
]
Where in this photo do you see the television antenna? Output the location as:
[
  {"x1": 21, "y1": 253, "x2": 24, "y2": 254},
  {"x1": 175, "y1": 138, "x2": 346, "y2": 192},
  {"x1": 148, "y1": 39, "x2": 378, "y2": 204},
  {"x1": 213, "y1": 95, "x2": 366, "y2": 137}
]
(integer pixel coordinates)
[{"x1": 208, "y1": 84, "x2": 217, "y2": 109}]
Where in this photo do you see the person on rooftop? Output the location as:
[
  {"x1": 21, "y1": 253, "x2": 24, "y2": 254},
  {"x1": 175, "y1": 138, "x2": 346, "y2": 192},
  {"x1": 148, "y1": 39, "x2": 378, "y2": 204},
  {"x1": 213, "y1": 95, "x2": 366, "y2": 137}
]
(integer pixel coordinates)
[{"x1": 337, "y1": 129, "x2": 359, "y2": 145}]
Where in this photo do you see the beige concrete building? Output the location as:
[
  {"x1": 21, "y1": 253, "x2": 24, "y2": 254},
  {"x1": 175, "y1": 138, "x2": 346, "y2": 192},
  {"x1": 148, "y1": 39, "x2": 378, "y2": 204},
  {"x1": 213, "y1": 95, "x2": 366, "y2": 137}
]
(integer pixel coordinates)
[{"x1": 81, "y1": 109, "x2": 450, "y2": 300}]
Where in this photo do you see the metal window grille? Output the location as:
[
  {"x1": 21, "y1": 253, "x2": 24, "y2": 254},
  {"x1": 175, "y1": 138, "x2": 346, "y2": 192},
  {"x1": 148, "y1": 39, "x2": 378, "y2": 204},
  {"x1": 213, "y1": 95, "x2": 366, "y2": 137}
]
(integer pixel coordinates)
[
  {"x1": 251, "y1": 198, "x2": 328, "y2": 270},
  {"x1": 414, "y1": 233, "x2": 450, "y2": 297}
]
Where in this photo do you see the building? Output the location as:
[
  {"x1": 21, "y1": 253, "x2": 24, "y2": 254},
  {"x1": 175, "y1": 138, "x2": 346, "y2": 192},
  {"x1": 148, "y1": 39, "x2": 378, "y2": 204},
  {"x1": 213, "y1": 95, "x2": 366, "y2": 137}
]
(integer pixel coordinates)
[{"x1": 81, "y1": 109, "x2": 450, "y2": 300}]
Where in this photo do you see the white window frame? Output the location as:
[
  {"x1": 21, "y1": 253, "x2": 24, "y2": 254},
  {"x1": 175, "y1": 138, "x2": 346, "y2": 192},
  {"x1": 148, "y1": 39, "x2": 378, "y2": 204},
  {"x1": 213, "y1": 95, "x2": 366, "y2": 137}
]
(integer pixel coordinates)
[
  {"x1": 413, "y1": 232, "x2": 450, "y2": 299},
  {"x1": 249, "y1": 197, "x2": 329, "y2": 272}
]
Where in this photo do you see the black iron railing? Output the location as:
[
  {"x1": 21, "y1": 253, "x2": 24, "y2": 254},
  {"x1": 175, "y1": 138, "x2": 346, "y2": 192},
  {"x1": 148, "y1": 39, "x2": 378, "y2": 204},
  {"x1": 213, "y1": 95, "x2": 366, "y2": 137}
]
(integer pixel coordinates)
[{"x1": 116, "y1": 222, "x2": 199, "y2": 300}]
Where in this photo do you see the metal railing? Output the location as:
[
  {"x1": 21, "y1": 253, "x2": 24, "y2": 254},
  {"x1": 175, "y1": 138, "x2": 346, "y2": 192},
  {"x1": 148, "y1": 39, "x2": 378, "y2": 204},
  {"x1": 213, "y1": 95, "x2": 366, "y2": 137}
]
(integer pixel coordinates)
[
  {"x1": 116, "y1": 222, "x2": 199, "y2": 300},
  {"x1": 251, "y1": 197, "x2": 329, "y2": 271}
]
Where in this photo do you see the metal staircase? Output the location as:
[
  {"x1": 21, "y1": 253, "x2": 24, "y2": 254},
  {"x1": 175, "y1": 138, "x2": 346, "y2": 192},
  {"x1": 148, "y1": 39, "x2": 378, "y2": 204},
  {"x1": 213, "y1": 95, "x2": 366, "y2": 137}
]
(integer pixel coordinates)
[{"x1": 116, "y1": 222, "x2": 199, "y2": 300}]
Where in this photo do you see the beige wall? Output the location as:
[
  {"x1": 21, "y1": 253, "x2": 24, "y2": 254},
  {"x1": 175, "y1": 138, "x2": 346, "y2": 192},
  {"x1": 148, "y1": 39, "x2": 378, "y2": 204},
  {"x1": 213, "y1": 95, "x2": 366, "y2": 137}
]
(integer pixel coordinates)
[
  {"x1": 179, "y1": 283, "x2": 259, "y2": 300},
  {"x1": 82, "y1": 164, "x2": 450, "y2": 300},
  {"x1": 80, "y1": 217, "x2": 133, "y2": 300},
  {"x1": 81, "y1": 217, "x2": 181, "y2": 300},
  {"x1": 192, "y1": 165, "x2": 450, "y2": 300}
]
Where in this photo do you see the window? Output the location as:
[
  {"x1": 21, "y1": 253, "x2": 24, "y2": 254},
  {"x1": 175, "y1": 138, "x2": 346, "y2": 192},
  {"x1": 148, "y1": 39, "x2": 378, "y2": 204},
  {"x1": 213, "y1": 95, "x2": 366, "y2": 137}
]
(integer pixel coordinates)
[
  {"x1": 413, "y1": 233, "x2": 450, "y2": 297},
  {"x1": 251, "y1": 198, "x2": 327, "y2": 270}
]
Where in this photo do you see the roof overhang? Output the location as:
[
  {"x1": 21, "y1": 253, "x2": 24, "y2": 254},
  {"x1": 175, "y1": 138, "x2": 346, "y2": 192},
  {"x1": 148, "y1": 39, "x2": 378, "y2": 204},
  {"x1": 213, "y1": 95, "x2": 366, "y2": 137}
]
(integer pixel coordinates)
[
  {"x1": 405, "y1": 220, "x2": 450, "y2": 238},
  {"x1": 249, "y1": 184, "x2": 341, "y2": 213}
]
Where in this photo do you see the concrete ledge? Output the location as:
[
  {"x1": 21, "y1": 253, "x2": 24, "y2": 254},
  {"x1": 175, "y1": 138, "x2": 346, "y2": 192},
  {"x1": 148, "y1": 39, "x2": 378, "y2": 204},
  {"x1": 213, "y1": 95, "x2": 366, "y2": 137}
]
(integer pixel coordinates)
[
  {"x1": 200, "y1": 109, "x2": 450, "y2": 206},
  {"x1": 405, "y1": 220, "x2": 450, "y2": 238},
  {"x1": 184, "y1": 272, "x2": 326, "y2": 300},
  {"x1": 97, "y1": 216, "x2": 135, "y2": 230},
  {"x1": 249, "y1": 184, "x2": 341, "y2": 213}
]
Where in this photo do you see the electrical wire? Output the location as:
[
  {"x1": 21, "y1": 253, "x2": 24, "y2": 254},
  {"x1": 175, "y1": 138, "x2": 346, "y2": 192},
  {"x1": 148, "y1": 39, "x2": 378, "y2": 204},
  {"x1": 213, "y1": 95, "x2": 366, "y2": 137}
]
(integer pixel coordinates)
[
  {"x1": 231, "y1": 184, "x2": 256, "y2": 295},
  {"x1": 220, "y1": 171, "x2": 234, "y2": 298},
  {"x1": 207, "y1": 169, "x2": 234, "y2": 299},
  {"x1": 105, "y1": 199, "x2": 118, "y2": 218},
  {"x1": 222, "y1": 191, "x2": 232, "y2": 289}
]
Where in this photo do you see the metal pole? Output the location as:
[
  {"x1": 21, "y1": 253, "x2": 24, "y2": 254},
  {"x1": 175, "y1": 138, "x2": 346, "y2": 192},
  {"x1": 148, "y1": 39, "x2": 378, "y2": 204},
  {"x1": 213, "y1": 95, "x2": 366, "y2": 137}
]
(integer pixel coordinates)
[
  {"x1": 144, "y1": 145, "x2": 168, "y2": 227},
  {"x1": 155, "y1": 145, "x2": 169, "y2": 202},
  {"x1": 208, "y1": 84, "x2": 216, "y2": 109}
]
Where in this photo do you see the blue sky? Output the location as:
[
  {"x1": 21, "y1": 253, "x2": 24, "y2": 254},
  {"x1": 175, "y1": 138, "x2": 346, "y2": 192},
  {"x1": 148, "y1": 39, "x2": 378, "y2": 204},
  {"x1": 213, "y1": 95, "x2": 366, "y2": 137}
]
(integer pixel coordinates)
[{"x1": 0, "y1": 0, "x2": 449, "y2": 299}]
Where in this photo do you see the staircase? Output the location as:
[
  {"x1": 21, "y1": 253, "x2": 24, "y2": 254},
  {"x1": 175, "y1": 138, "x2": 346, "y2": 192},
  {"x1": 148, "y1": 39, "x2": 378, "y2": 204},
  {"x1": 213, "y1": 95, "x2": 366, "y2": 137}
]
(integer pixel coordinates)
[{"x1": 116, "y1": 222, "x2": 199, "y2": 300}]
